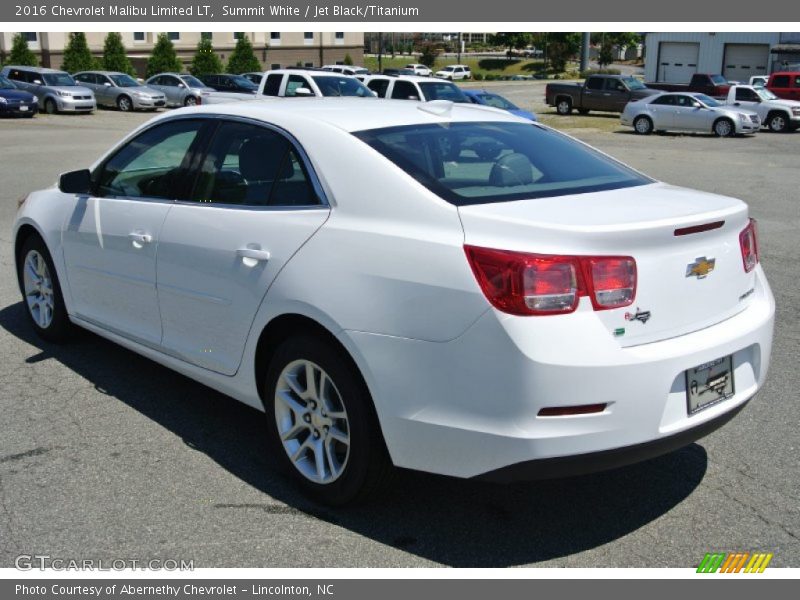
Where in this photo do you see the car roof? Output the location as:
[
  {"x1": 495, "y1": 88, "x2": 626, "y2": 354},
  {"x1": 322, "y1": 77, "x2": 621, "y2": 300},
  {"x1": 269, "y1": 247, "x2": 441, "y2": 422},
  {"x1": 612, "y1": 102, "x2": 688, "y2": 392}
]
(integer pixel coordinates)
[
  {"x1": 159, "y1": 97, "x2": 527, "y2": 133},
  {"x1": 76, "y1": 70, "x2": 129, "y2": 76},
  {"x1": 366, "y1": 74, "x2": 448, "y2": 83},
  {"x1": 3, "y1": 65, "x2": 67, "y2": 73}
]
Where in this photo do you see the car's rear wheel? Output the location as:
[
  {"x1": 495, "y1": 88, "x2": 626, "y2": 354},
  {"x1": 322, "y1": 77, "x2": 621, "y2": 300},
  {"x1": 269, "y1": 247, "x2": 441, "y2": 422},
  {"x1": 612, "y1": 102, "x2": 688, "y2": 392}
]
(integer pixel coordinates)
[
  {"x1": 117, "y1": 95, "x2": 133, "y2": 112},
  {"x1": 184, "y1": 95, "x2": 198, "y2": 107},
  {"x1": 767, "y1": 112, "x2": 788, "y2": 132},
  {"x1": 44, "y1": 99, "x2": 57, "y2": 115},
  {"x1": 713, "y1": 118, "x2": 735, "y2": 137},
  {"x1": 556, "y1": 97, "x2": 572, "y2": 115},
  {"x1": 16, "y1": 235, "x2": 73, "y2": 342},
  {"x1": 264, "y1": 334, "x2": 392, "y2": 505},
  {"x1": 633, "y1": 115, "x2": 653, "y2": 135}
]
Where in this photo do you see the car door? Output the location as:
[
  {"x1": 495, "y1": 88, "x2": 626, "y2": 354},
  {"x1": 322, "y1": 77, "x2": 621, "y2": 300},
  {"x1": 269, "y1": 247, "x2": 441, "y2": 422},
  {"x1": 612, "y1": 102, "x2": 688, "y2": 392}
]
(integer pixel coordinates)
[
  {"x1": 582, "y1": 76, "x2": 606, "y2": 111},
  {"x1": 391, "y1": 80, "x2": 420, "y2": 100},
  {"x1": 162, "y1": 75, "x2": 186, "y2": 105},
  {"x1": 732, "y1": 87, "x2": 762, "y2": 117},
  {"x1": 93, "y1": 74, "x2": 113, "y2": 106},
  {"x1": 366, "y1": 77, "x2": 390, "y2": 98},
  {"x1": 647, "y1": 95, "x2": 675, "y2": 129},
  {"x1": 604, "y1": 78, "x2": 630, "y2": 112},
  {"x1": 671, "y1": 95, "x2": 707, "y2": 131},
  {"x1": 155, "y1": 119, "x2": 330, "y2": 375},
  {"x1": 61, "y1": 118, "x2": 210, "y2": 346}
]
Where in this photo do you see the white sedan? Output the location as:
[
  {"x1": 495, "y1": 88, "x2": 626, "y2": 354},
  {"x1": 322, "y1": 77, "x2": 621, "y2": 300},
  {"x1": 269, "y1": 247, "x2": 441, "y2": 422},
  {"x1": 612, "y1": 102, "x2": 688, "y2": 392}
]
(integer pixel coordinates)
[{"x1": 13, "y1": 99, "x2": 775, "y2": 505}]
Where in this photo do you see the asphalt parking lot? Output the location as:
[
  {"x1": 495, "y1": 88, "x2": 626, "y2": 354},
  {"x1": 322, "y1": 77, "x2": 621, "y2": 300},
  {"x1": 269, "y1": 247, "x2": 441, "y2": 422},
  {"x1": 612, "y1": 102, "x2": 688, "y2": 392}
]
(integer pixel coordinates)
[{"x1": 0, "y1": 90, "x2": 798, "y2": 568}]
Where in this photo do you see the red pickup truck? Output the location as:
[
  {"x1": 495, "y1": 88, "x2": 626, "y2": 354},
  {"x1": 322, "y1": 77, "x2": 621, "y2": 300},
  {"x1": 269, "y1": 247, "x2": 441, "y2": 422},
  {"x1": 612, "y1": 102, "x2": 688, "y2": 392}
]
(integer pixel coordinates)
[
  {"x1": 646, "y1": 74, "x2": 732, "y2": 98},
  {"x1": 766, "y1": 72, "x2": 800, "y2": 100}
]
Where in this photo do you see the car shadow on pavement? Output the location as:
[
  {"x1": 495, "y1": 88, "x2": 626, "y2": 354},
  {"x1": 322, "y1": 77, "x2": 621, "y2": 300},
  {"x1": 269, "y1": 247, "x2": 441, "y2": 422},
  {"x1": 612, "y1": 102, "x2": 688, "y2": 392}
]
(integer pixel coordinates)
[{"x1": 1, "y1": 301, "x2": 708, "y2": 567}]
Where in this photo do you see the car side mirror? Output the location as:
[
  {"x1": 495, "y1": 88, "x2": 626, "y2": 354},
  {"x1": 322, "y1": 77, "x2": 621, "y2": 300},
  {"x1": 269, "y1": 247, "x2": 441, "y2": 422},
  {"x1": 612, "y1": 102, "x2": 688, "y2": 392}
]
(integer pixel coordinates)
[
  {"x1": 734, "y1": 102, "x2": 741, "y2": 106},
  {"x1": 294, "y1": 87, "x2": 314, "y2": 97},
  {"x1": 408, "y1": 95, "x2": 420, "y2": 100},
  {"x1": 33, "y1": 79, "x2": 42, "y2": 85},
  {"x1": 178, "y1": 83, "x2": 186, "y2": 88},
  {"x1": 59, "y1": 169, "x2": 92, "y2": 195},
  {"x1": 104, "y1": 82, "x2": 111, "y2": 87}
]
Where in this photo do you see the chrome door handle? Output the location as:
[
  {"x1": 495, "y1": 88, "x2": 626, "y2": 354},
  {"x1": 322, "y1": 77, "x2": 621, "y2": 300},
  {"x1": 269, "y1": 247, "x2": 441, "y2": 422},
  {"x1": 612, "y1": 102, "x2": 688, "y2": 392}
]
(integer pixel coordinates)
[
  {"x1": 129, "y1": 232, "x2": 153, "y2": 244},
  {"x1": 236, "y1": 247, "x2": 271, "y2": 262}
]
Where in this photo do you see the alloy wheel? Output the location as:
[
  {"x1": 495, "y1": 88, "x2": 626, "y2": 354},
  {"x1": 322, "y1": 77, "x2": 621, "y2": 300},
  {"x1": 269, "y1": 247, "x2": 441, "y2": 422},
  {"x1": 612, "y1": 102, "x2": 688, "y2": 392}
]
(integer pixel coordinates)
[
  {"x1": 715, "y1": 120, "x2": 733, "y2": 137},
  {"x1": 274, "y1": 359, "x2": 350, "y2": 484},
  {"x1": 118, "y1": 96, "x2": 132, "y2": 112},
  {"x1": 23, "y1": 250, "x2": 55, "y2": 329},
  {"x1": 770, "y1": 115, "x2": 786, "y2": 132}
]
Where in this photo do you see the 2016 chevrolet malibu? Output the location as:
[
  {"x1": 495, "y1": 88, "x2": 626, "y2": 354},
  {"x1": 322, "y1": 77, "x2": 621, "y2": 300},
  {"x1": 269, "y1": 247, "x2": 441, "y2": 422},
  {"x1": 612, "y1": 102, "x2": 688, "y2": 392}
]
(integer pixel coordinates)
[{"x1": 13, "y1": 98, "x2": 775, "y2": 505}]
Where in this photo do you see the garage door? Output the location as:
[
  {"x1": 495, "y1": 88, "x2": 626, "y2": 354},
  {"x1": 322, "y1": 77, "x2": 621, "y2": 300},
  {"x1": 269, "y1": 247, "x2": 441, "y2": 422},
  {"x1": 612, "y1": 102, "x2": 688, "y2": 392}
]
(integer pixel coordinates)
[
  {"x1": 658, "y1": 42, "x2": 699, "y2": 83},
  {"x1": 723, "y1": 44, "x2": 769, "y2": 82}
]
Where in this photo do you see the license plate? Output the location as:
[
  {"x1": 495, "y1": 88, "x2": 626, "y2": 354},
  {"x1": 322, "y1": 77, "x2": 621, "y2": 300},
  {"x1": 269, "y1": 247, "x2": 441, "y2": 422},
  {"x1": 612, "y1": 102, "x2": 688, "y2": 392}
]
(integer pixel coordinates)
[
  {"x1": 19, "y1": 105, "x2": 28, "y2": 111},
  {"x1": 686, "y1": 355, "x2": 735, "y2": 415}
]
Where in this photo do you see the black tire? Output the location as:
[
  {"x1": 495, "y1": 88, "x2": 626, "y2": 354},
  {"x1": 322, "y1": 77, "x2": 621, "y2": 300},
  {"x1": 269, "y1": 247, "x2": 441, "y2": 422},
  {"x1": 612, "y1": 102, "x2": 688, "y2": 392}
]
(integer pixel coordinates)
[
  {"x1": 264, "y1": 333, "x2": 392, "y2": 506},
  {"x1": 713, "y1": 118, "x2": 735, "y2": 137},
  {"x1": 184, "y1": 95, "x2": 198, "y2": 107},
  {"x1": 633, "y1": 115, "x2": 653, "y2": 135},
  {"x1": 555, "y1": 97, "x2": 572, "y2": 115},
  {"x1": 44, "y1": 98, "x2": 57, "y2": 115},
  {"x1": 577, "y1": 108, "x2": 590, "y2": 115},
  {"x1": 116, "y1": 95, "x2": 133, "y2": 112},
  {"x1": 767, "y1": 111, "x2": 789, "y2": 133},
  {"x1": 16, "y1": 234, "x2": 73, "y2": 342}
]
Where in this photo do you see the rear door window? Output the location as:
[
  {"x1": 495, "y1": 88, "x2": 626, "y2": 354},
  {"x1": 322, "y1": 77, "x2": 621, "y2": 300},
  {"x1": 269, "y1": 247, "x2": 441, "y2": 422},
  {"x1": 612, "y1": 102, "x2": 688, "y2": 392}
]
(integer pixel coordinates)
[
  {"x1": 586, "y1": 77, "x2": 604, "y2": 90},
  {"x1": 262, "y1": 74, "x2": 283, "y2": 96}
]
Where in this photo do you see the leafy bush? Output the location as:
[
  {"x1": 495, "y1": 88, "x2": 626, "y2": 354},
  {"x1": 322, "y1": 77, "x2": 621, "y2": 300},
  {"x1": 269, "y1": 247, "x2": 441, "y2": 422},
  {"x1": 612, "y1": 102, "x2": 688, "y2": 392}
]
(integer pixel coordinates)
[
  {"x1": 102, "y1": 33, "x2": 135, "y2": 75},
  {"x1": 62, "y1": 33, "x2": 96, "y2": 73},
  {"x1": 579, "y1": 68, "x2": 622, "y2": 78},
  {"x1": 226, "y1": 35, "x2": 261, "y2": 74},
  {"x1": 190, "y1": 37, "x2": 223, "y2": 77},
  {"x1": 473, "y1": 72, "x2": 484, "y2": 81},
  {"x1": 8, "y1": 33, "x2": 38, "y2": 66},
  {"x1": 146, "y1": 33, "x2": 183, "y2": 78}
]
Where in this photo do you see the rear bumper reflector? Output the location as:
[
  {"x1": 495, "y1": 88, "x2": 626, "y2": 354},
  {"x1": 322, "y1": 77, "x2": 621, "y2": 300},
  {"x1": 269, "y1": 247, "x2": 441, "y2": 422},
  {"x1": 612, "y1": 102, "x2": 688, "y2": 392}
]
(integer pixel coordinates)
[{"x1": 538, "y1": 403, "x2": 607, "y2": 417}]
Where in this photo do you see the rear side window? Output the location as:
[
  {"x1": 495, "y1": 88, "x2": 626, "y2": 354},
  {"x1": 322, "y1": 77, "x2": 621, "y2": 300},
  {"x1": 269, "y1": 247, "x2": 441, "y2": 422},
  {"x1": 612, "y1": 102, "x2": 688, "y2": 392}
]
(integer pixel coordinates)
[
  {"x1": 772, "y1": 75, "x2": 789, "y2": 87},
  {"x1": 586, "y1": 77, "x2": 604, "y2": 90},
  {"x1": 190, "y1": 121, "x2": 319, "y2": 207},
  {"x1": 391, "y1": 80, "x2": 419, "y2": 100},
  {"x1": 367, "y1": 79, "x2": 390, "y2": 98},
  {"x1": 651, "y1": 95, "x2": 675, "y2": 105},
  {"x1": 418, "y1": 82, "x2": 468, "y2": 102},
  {"x1": 354, "y1": 122, "x2": 652, "y2": 206},
  {"x1": 735, "y1": 88, "x2": 759, "y2": 102},
  {"x1": 262, "y1": 74, "x2": 283, "y2": 96}
]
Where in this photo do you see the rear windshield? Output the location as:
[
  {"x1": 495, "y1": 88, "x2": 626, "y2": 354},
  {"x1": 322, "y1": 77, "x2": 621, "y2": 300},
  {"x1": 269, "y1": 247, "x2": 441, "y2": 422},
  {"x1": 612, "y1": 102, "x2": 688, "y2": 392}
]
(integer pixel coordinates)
[
  {"x1": 418, "y1": 82, "x2": 468, "y2": 102},
  {"x1": 42, "y1": 73, "x2": 76, "y2": 86},
  {"x1": 311, "y1": 76, "x2": 373, "y2": 97},
  {"x1": 354, "y1": 122, "x2": 652, "y2": 206}
]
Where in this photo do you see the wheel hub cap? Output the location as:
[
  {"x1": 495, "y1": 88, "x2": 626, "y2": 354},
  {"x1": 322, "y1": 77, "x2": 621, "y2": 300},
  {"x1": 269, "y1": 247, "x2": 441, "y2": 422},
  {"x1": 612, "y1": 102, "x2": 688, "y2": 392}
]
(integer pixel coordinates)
[
  {"x1": 274, "y1": 359, "x2": 350, "y2": 484},
  {"x1": 23, "y1": 250, "x2": 54, "y2": 329}
]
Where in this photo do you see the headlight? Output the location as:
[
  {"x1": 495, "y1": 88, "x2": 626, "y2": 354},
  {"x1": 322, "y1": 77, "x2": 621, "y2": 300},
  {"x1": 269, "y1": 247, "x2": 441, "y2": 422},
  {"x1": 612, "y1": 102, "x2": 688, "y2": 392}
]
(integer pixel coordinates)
[
  {"x1": 0, "y1": 97, "x2": 7, "y2": 104},
  {"x1": 792, "y1": 108, "x2": 800, "y2": 115},
  {"x1": 738, "y1": 113, "x2": 747, "y2": 122}
]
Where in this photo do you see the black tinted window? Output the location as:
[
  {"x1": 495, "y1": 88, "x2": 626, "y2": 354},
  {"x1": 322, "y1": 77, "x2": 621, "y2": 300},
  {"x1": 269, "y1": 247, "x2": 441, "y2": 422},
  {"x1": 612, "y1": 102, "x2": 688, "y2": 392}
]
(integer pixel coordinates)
[
  {"x1": 735, "y1": 88, "x2": 759, "y2": 101},
  {"x1": 354, "y1": 122, "x2": 652, "y2": 206},
  {"x1": 586, "y1": 77, "x2": 604, "y2": 90},
  {"x1": 367, "y1": 79, "x2": 390, "y2": 98},
  {"x1": 391, "y1": 80, "x2": 419, "y2": 100},
  {"x1": 651, "y1": 95, "x2": 675, "y2": 105},
  {"x1": 772, "y1": 75, "x2": 789, "y2": 87},
  {"x1": 190, "y1": 122, "x2": 319, "y2": 207},
  {"x1": 263, "y1": 74, "x2": 283, "y2": 96},
  {"x1": 95, "y1": 120, "x2": 206, "y2": 200}
]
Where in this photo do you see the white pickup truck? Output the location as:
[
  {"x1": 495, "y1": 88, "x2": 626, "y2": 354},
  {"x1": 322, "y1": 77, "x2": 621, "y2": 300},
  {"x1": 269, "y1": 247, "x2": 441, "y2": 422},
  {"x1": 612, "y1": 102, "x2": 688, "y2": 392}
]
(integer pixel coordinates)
[{"x1": 724, "y1": 84, "x2": 800, "y2": 132}]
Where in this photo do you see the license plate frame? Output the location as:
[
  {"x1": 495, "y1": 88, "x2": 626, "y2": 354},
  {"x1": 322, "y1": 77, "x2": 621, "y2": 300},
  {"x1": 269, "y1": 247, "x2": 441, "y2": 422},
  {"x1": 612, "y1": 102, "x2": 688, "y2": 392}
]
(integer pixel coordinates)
[
  {"x1": 19, "y1": 105, "x2": 28, "y2": 111},
  {"x1": 685, "y1": 355, "x2": 735, "y2": 415}
]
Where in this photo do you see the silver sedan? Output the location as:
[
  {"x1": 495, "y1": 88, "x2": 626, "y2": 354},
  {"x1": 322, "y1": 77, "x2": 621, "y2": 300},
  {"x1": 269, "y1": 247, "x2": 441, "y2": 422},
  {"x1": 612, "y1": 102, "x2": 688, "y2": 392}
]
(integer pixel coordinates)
[
  {"x1": 145, "y1": 73, "x2": 216, "y2": 108},
  {"x1": 74, "y1": 71, "x2": 166, "y2": 112},
  {"x1": 621, "y1": 92, "x2": 760, "y2": 137}
]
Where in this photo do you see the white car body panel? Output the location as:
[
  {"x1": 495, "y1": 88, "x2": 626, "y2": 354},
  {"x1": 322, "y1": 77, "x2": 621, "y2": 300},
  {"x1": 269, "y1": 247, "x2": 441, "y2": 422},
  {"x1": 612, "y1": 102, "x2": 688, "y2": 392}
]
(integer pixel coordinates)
[{"x1": 13, "y1": 98, "x2": 775, "y2": 480}]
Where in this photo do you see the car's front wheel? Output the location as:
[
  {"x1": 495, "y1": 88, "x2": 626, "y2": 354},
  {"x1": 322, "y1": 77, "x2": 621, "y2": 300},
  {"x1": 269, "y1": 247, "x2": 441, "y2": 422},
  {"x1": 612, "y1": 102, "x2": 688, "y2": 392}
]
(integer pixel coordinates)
[
  {"x1": 713, "y1": 118, "x2": 735, "y2": 137},
  {"x1": 44, "y1": 98, "x2": 57, "y2": 115},
  {"x1": 184, "y1": 95, "x2": 198, "y2": 107},
  {"x1": 264, "y1": 333, "x2": 392, "y2": 505},
  {"x1": 16, "y1": 234, "x2": 73, "y2": 342},
  {"x1": 117, "y1": 95, "x2": 133, "y2": 112}
]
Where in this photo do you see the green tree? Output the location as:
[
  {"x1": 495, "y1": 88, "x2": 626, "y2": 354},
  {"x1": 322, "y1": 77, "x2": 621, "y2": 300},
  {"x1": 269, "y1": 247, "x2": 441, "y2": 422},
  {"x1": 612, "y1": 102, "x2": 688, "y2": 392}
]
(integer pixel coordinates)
[
  {"x1": 226, "y1": 35, "x2": 261, "y2": 74},
  {"x1": 146, "y1": 33, "x2": 183, "y2": 78},
  {"x1": 190, "y1": 37, "x2": 223, "y2": 77},
  {"x1": 418, "y1": 43, "x2": 439, "y2": 68},
  {"x1": 547, "y1": 32, "x2": 582, "y2": 72},
  {"x1": 490, "y1": 32, "x2": 533, "y2": 53},
  {"x1": 62, "y1": 32, "x2": 96, "y2": 73},
  {"x1": 343, "y1": 53, "x2": 354, "y2": 66},
  {"x1": 102, "y1": 32, "x2": 135, "y2": 75},
  {"x1": 8, "y1": 33, "x2": 38, "y2": 66},
  {"x1": 598, "y1": 40, "x2": 615, "y2": 68}
]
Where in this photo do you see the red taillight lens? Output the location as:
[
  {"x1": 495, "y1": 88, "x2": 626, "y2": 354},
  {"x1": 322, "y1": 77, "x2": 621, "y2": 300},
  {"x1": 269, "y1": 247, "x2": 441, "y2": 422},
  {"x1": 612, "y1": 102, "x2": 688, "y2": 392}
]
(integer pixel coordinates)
[
  {"x1": 464, "y1": 245, "x2": 636, "y2": 316},
  {"x1": 739, "y1": 218, "x2": 759, "y2": 273},
  {"x1": 584, "y1": 257, "x2": 636, "y2": 309}
]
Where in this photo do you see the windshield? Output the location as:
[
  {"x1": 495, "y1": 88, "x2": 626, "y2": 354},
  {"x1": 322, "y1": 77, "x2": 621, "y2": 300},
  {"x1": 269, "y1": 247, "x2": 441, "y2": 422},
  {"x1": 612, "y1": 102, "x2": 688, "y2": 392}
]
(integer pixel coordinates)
[
  {"x1": 109, "y1": 74, "x2": 140, "y2": 87},
  {"x1": 0, "y1": 76, "x2": 16, "y2": 90},
  {"x1": 695, "y1": 94, "x2": 722, "y2": 107},
  {"x1": 42, "y1": 72, "x2": 77, "y2": 86},
  {"x1": 419, "y1": 82, "x2": 468, "y2": 102},
  {"x1": 476, "y1": 93, "x2": 519, "y2": 110},
  {"x1": 354, "y1": 122, "x2": 652, "y2": 206},
  {"x1": 710, "y1": 75, "x2": 728, "y2": 85},
  {"x1": 756, "y1": 88, "x2": 778, "y2": 101},
  {"x1": 180, "y1": 75, "x2": 206, "y2": 88},
  {"x1": 311, "y1": 76, "x2": 373, "y2": 97},
  {"x1": 624, "y1": 77, "x2": 647, "y2": 90}
]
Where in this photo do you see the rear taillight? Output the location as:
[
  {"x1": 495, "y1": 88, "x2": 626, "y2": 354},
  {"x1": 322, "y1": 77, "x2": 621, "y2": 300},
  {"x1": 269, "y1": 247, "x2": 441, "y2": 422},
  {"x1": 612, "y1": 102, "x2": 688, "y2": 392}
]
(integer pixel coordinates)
[
  {"x1": 464, "y1": 245, "x2": 636, "y2": 316},
  {"x1": 739, "y1": 218, "x2": 759, "y2": 273}
]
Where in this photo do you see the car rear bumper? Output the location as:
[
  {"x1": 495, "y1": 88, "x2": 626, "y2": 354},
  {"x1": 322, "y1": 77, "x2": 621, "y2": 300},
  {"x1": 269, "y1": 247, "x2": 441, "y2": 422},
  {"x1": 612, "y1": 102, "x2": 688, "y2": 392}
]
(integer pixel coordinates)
[{"x1": 345, "y1": 265, "x2": 774, "y2": 479}]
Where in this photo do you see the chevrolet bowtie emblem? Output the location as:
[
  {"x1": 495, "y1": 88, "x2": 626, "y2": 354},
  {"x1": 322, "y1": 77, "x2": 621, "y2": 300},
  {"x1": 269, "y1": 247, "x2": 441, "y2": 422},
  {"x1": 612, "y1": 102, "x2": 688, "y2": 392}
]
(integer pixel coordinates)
[{"x1": 686, "y1": 257, "x2": 716, "y2": 279}]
